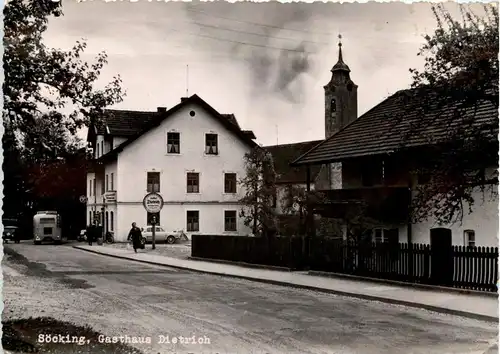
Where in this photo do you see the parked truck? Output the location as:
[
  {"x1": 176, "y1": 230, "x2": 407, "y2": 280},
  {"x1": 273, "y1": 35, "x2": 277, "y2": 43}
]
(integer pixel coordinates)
[{"x1": 33, "y1": 211, "x2": 62, "y2": 245}]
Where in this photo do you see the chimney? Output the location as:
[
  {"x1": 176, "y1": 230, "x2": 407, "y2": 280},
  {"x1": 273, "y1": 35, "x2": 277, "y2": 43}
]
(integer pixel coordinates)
[
  {"x1": 180, "y1": 97, "x2": 189, "y2": 103},
  {"x1": 157, "y1": 107, "x2": 167, "y2": 113}
]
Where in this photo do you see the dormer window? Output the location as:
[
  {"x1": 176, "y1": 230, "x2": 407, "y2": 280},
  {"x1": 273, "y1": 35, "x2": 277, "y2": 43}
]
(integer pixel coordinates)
[{"x1": 331, "y1": 98, "x2": 337, "y2": 113}]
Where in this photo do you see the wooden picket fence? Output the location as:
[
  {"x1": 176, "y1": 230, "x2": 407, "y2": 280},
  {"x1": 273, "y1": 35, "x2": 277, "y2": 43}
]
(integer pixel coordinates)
[
  {"x1": 192, "y1": 235, "x2": 499, "y2": 292},
  {"x1": 452, "y1": 246, "x2": 498, "y2": 292}
]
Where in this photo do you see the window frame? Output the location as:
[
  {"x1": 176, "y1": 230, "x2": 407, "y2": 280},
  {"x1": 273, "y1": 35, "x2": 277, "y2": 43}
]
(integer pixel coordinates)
[
  {"x1": 147, "y1": 172, "x2": 161, "y2": 193},
  {"x1": 224, "y1": 210, "x2": 237, "y2": 232},
  {"x1": 187, "y1": 172, "x2": 200, "y2": 193},
  {"x1": 105, "y1": 174, "x2": 109, "y2": 192},
  {"x1": 110, "y1": 173, "x2": 114, "y2": 191},
  {"x1": 205, "y1": 133, "x2": 218, "y2": 155},
  {"x1": 186, "y1": 210, "x2": 200, "y2": 232},
  {"x1": 110, "y1": 211, "x2": 114, "y2": 231},
  {"x1": 224, "y1": 173, "x2": 237, "y2": 194},
  {"x1": 167, "y1": 131, "x2": 181, "y2": 154},
  {"x1": 464, "y1": 229, "x2": 476, "y2": 247}
]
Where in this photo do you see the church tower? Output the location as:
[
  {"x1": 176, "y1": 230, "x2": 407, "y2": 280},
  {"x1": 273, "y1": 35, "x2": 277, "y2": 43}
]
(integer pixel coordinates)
[
  {"x1": 323, "y1": 36, "x2": 358, "y2": 189},
  {"x1": 324, "y1": 35, "x2": 358, "y2": 138}
]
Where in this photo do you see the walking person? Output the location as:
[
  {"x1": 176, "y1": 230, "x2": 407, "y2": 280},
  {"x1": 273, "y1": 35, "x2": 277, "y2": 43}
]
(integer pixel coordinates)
[{"x1": 128, "y1": 222, "x2": 142, "y2": 253}]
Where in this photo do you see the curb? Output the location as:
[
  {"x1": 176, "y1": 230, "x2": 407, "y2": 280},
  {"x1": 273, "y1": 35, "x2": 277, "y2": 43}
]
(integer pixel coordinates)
[
  {"x1": 188, "y1": 256, "x2": 294, "y2": 272},
  {"x1": 308, "y1": 271, "x2": 499, "y2": 298},
  {"x1": 73, "y1": 246, "x2": 499, "y2": 323}
]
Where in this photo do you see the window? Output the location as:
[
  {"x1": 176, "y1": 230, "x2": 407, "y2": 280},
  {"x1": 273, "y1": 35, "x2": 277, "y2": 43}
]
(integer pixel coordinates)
[
  {"x1": 97, "y1": 144, "x2": 100, "y2": 158},
  {"x1": 89, "y1": 211, "x2": 92, "y2": 224},
  {"x1": 93, "y1": 179, "x2": 96, "y2": 196},
  {"x1": 224, "y1": 211, "x2": 237, "y2": 232},
  {"x1": 373, "y1": 228, "x2": 399, "y2": 245},
  {"x1": 110, "y1": 173, "x2": 114, "y2": 191},
  {"x1": 101, "y1": 141, "x2": 104, "y2": 155},
  {"x1": 110, "y1": 211, "x2": 114, "y2": 231},
  {"x1": 167, "y1": 132, "x2": 180, "y2": 154},
  {"x1": 105, "y1": 211, "x2": 109, "y2": 232},
  {"x1": 187, "y1": 173, "x2": 200, "y2": 193},
  {"x1": 89, "y1": 180, "x2": 92, "y2": 196},
  {"x1": 106, "y1": 175, "x2": 109, "y2": 192},
  {"x1": 331, "y1": 98, "x2": 337, "y2": 113},
  {"x1": 205, "y1": 133, "x2": 218, "y2": 155},
  {"x1": 147, "y1": 212, "x2": 160, "y2": 225},
  {"x1": 464, "y1": 230, "x2": 475, "y2": 247},
  {"x1": 224, "y1": 173, "x2": 237, "y2": 193},
  {"x1": 374, "y1": 229, "x2": 384, "y2": 244},
  {"x1": 147, "y1": 172, "x2": 160, "y2": 193},
  {"x1": 187, "y1": 211, "x2": 199, "y2": 232}
]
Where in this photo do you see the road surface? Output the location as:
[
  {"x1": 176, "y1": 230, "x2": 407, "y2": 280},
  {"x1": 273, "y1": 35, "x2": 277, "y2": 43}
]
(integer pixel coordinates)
[{"x1": 3, "y1": 242, "x2": 498, "y2": 354}]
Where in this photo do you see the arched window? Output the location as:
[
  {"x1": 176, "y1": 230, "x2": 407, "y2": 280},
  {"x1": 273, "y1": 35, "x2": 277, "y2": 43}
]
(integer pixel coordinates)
[{"x1": 110, "y1": 212, "x2": 114, "y2": 231}]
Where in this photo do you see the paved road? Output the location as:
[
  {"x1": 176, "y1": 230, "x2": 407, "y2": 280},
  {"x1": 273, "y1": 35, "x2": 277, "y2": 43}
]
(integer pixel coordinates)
[{"x1": 3, "y1": 242, "x2": 498, "y2": 354}]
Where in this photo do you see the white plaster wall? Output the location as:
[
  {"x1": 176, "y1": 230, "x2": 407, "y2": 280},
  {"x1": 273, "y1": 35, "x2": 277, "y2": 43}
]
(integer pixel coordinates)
[
  {"x1": 113, "y1": 137, "x2": 127, "y2": 149},
  {"x1": 412, "y1": 185, "x2": 498, "y2": 247},
  {"x1": 114, "y1": 203, "x2": 251, "y2": 241},
  {"x1": 115, "y1": 102, "x2": 252, "y2": 234}
]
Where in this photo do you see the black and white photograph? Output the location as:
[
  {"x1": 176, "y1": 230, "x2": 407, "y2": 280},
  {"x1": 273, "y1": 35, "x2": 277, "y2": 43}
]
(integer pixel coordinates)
[{"x1": 2, "y1": 0, "x2": 499, "y2": 353}]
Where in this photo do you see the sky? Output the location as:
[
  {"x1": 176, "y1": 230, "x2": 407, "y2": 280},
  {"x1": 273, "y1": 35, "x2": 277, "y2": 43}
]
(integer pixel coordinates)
[{"x1": 43, "y1": 1, "x2": 488, "y2": 146}]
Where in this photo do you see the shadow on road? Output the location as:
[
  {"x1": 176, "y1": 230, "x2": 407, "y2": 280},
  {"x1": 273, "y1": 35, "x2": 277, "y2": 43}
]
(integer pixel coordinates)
[{"x1": 3, "y1": 246, "x2": 94, "y2": 289}]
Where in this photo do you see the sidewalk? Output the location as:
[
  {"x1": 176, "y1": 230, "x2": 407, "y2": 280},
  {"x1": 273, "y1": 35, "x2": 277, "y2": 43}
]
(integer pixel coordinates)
[{"x1": 73, "y1": 244, "x2": 499, "y2": 323}]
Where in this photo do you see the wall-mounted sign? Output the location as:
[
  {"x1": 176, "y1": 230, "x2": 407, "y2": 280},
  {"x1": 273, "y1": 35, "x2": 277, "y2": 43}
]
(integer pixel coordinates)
[
  {"x1": 79, "y1": 195, "x2": 88, "y2": 203},
  {"x1": 143, "y1": 192, "x2": 164, "y2": 213},
  {"x1": 104, "y1": 191, "x2": 117, "y2": 203}
]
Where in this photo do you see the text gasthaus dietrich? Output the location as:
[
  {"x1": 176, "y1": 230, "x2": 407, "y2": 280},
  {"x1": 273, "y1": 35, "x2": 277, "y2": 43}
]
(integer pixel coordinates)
[{"x1": 37, "y1": 334, "x2": 211, "y2": 345}]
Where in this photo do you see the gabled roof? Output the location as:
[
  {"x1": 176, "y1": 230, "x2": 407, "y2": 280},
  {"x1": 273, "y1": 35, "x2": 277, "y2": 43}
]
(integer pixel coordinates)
[
  {"x1": 265, "y1": 140, "x2": 323, "y2": 184},
  {"x1": 97, "y1": 94, "x2": 257, "y2": 162},
  {"x1": 292, "y1": 89, "x2": 498, "y2": 166}
]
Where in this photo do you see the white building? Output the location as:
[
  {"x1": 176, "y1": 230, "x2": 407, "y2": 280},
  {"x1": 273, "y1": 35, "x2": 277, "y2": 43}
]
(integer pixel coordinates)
[{"x1": 86, "y1": 95, "x2": 257, "y2": 242}]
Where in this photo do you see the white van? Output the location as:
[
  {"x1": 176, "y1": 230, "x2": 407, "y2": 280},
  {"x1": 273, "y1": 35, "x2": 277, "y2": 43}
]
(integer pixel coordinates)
[{"x1": 33, "y1": 211, "x2": 62, "y2": 245}]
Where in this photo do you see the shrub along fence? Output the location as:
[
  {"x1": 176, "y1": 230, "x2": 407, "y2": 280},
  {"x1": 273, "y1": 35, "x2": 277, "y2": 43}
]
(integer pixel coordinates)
[{"x1": 192, "y1": 235, "x2": 499, "y2": 292}]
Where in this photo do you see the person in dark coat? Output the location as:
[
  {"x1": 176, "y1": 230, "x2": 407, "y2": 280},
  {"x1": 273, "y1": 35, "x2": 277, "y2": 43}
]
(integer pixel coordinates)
[
  {"x1": 88, "y1": 222, "x2": 97, "y2": 246},
  {"x1": 128, "y1": 222, "x2": 142, "y2": 253}
]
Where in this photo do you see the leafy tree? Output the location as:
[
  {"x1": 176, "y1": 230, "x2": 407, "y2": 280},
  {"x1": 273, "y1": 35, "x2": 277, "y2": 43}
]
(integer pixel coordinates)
[
  {"x1": 239, "y1": 147, "x2": 277, "y2": 236},
  {"x1": 280, "y1": 185, "x2": 325, "y2": 235},
  {"x1": 403, "y1": 4, "x2": 498, "y2": 225},
  {"x1": 3, "y1": 0, "x2": 125, "y2": 218},
  {"x1": 3, "y1": 0, "x2": 124, "y2": 138}
]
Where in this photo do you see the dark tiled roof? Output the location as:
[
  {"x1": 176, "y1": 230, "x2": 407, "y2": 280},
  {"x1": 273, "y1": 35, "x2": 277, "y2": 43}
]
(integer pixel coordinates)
[
  {"x1": 97, "y1": 110, "x2": 159, "y2": 136},
  {"x1": 293, "y1": 89, "x2": 498, "y2": 165},
  {"x1": 97, "y1": 94, "x2": 257, "y2": 162},
  {"x1": 221, "y1": 114, "x2": 240, "y2": 129},
  {"x1": 265, "y1": 140, "x2": 323, "y2": 184}
]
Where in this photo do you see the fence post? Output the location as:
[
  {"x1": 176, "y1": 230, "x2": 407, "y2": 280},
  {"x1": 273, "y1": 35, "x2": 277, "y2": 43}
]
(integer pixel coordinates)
[{"x1": 430, "y1": 228, "x2": 453, "y2": 286}]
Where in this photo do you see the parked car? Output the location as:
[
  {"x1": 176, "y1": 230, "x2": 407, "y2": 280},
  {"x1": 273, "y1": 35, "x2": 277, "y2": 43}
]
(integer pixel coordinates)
[
  {"x1": 140, "y1": 225, "x2": 188, "y2": 244},
  {"x1": 3, "y1": 226, "x2": 20, "y2": 243},
  {"x1": 77, "y1": 229, "x2": 87, "y2": 242}
]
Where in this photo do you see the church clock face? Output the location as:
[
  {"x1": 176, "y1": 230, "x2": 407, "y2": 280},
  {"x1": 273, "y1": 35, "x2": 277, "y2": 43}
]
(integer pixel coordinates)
[{"x1": 331, "y1": 98, "x2": 337, "y2": 114}]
